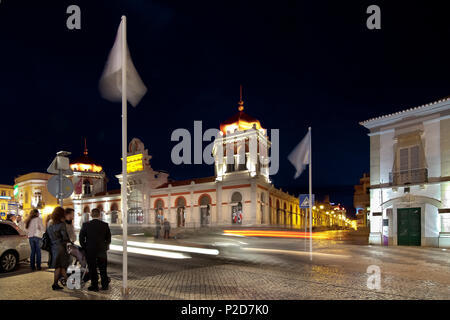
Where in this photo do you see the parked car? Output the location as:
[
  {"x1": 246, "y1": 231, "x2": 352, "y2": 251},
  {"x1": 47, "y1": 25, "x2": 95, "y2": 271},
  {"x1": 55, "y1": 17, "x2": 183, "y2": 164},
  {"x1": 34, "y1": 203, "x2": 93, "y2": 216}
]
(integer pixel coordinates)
[{"x1": 0, "y1": 221, "x2": 30, "y2": 272}]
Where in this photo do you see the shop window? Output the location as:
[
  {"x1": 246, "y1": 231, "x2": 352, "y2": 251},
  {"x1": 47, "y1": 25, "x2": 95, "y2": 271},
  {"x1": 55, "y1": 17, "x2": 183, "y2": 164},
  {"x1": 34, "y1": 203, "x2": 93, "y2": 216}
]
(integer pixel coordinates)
[{"x1": 441, "y1": 214, "x2": 450, "y2": 233}]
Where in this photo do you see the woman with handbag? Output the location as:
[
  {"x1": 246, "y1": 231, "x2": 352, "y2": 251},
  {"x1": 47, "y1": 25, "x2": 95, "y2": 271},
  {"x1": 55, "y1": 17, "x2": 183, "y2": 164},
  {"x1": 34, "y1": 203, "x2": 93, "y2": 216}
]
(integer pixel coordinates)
[
  {"x1": 24, "y1": 209, "x2": 44, "y2": 271},
  {"x1": 47, "y1": 207, "x2": 71, "y2": 290}
]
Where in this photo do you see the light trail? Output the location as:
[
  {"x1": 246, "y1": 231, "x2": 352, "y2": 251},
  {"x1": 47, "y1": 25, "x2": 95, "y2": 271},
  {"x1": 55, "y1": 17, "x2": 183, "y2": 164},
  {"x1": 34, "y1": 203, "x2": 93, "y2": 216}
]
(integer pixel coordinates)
[
  {"x1": 125, "y1": 240, "x2": 220, "y2": 256},
  {"x1": 109, "y1": 244, "x2": 191, "y2": 259},
  {"x1": 242, "y1": 247, "x2": 350, "y2": 258},
  {"x1": 223, "y1": 230, "x2": 329, "y2": 239}
]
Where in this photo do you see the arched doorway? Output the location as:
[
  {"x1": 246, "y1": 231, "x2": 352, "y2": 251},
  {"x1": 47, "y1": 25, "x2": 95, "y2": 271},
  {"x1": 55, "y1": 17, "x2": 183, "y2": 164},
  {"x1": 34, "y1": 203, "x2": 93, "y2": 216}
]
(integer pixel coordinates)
[
  {"x1": 260, "y1": 193, "x2": 265, "y2": 224},
  {"x1": 276, "y1": 200, "x2": 280, "y2": 225},
  {"x1": 176, "y1": 197, "x2": 186, "y2": 227},
  {"x1": 129, "y1": 189, "x2": 143, "y2": 224},
  {"x1": 110, "y1": 202, "x2": 119, "y2": 224},
  {"x1": 269, "y1": 198, "x2": 273, "y2": 224},
  {"x1": 283, "y1": 203, "x2": 287, "y2": 227},
  {"x1": 154, "y1": 199, "x2": 164, "y2": 223},
  {"x1": 290, "y1": 205, "x2": 293, "y2": 227},
  {"x1": 199, "y1": 194, "x2": 211, "y2": 227},
  {"x1": 231, "y1": 192, "x2": 243, "y2": 224}
]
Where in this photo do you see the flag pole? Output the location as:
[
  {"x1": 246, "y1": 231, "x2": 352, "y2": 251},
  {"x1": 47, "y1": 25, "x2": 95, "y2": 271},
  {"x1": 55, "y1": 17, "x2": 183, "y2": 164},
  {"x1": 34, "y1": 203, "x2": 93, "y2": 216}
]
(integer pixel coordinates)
[
  {"x1": 308, "y1": 127, "x2": 312, "y2": 261},
  {"x1": 121, "y1": 15, "x2": 129, "y2": 295}
]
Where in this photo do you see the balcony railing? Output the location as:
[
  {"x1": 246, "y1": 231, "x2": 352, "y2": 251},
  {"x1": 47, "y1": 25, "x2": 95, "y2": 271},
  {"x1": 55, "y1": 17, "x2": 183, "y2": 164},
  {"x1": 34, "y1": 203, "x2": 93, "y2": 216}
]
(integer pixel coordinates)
[{"x1": 389, "y1": 168, "x2": 428, "y2": 186}]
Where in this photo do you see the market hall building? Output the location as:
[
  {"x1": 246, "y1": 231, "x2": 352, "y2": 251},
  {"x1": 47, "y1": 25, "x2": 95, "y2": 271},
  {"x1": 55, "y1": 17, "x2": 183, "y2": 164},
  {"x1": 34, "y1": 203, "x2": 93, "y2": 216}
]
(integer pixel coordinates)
[
  {"x1": 66, "y1": 99, "x2": 315, "y2": 231},
  {"x1": 360, "y1": 97, "x2": 450, "y2": 248}
]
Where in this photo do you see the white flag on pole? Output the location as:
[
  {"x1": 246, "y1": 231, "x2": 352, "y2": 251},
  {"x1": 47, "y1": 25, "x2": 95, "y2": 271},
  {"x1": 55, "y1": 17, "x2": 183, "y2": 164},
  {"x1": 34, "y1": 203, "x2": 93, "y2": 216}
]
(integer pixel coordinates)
[
  {"x1": 99, "y1": 20, "x2": 147, "y2": 107},
  {"x1": 287, "y1": 130, "x2": 311, "y2": 179}
]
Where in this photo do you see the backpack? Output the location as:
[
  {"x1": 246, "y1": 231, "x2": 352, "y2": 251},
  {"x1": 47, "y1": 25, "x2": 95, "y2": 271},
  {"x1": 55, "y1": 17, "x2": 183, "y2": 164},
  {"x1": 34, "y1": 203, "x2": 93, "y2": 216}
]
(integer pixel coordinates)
[{"x1": 41, "y1": 231, "x2": 51, "y2": 252}]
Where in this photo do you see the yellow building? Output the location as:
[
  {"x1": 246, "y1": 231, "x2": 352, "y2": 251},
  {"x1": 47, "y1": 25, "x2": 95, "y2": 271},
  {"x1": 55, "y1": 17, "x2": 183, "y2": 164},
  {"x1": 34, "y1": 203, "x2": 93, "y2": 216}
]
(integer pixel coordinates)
[
  {"x1": 14, "y1": 172, "x2": 59, "y2": 220},
  {"x1": 0, "y1": 184, "x2": 14, "y2": 220}
]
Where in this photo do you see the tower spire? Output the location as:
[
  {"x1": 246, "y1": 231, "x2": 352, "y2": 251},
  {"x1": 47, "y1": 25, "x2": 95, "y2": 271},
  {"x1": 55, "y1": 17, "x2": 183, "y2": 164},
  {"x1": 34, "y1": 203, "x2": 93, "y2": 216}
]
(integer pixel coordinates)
[
  {"x1": 238, "y1": 84, "x2": 244, "y2": 112},
  {"x1": 84, "y1": 138, "x2": 88, "y2": 155}
]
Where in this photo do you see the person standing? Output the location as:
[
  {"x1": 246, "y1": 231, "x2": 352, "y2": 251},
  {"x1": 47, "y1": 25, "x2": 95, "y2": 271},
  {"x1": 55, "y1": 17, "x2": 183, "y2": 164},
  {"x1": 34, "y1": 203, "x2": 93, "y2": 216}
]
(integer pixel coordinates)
[
  {"x1": 163, "y1": 218, "x2": 171, "y2": 239},
  {"x1": 64, "y1": 208, "x2": 76, "y2": 243},
  {"x1": 17, "y1": 215, "x2": 25, "y2": 230},
  {"x1": 24, "y1": 209, "x2": 44, "y2": 271},
  {"x1": 47, "y1": 207, "x2": 70, "y2": 290},
  {"x1": 79, "y1": 208, "x2": 111, "y2": 291},
  {"x1": 6, "y1": 214, "x2": 16, "y2": 224}
]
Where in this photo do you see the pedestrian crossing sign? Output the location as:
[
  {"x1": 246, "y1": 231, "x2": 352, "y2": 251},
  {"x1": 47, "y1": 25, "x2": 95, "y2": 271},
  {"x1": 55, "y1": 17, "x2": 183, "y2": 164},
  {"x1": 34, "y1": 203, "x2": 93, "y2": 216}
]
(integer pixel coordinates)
[{"x1": 299, "y1": 194, "x2": 315, "y2": 208}]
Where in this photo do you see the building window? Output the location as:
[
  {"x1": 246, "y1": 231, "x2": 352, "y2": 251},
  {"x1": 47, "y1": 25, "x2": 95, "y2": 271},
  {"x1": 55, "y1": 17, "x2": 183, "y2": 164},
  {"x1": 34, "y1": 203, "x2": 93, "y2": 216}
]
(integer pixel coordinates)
[
  {"x1": 441, "y1": 214, "x2": 450, "y2": 233},
  {"x1": 83, "y1": 180, "x2": 92, "y2": 195},
  {"x1": 260, "y1": 193, "x2": 265, "y2": 224},
  {"x1": 199, "y1": 195, "x2": 211, "y2": 226},
  {"x1": 155, "y1": 199, "x2": 164, "y2": 223},
  {"x1": 128, "y1": 189, "x2": 143, "y2": 224},
  {"x1": 231, "y1": 192, "x2": 243, "y2": 224},
  {"x1": 176, "y1": 197, "x2": 186, "y2": 227},
  {"x1": 391, "y1": 132, "x2": 428, "y2": 186},
  {"x1": 110, "y1": 203, "x2": 119, "y2": 224}
]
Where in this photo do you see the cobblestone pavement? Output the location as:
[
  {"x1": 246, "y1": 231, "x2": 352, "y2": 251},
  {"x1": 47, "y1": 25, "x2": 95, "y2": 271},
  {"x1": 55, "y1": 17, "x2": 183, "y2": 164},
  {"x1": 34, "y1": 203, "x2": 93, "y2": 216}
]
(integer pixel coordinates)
[{"x1": 0, "y1": 234, "x2": 448, "y2": 300}]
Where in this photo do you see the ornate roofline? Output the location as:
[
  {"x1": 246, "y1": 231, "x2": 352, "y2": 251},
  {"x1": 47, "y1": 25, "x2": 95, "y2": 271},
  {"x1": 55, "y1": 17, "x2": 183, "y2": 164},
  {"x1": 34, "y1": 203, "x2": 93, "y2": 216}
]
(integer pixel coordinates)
[{"x1": 360, "y1": 96, "x2": 450, "y2": 129}]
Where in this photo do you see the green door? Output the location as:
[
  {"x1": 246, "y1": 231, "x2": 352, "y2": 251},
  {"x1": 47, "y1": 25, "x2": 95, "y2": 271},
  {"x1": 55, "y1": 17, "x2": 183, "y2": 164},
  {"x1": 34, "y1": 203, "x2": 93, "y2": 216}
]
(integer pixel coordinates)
[{"x1": 397, "y1": 208, "x2": 421, "y2": 246}]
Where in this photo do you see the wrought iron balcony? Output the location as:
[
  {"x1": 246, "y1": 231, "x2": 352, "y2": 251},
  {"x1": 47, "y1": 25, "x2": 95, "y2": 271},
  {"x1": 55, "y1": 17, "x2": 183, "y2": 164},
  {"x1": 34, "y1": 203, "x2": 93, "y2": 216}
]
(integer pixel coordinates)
[{"x1": 389, "y1": 168, "x2": 428, "y2": 186}]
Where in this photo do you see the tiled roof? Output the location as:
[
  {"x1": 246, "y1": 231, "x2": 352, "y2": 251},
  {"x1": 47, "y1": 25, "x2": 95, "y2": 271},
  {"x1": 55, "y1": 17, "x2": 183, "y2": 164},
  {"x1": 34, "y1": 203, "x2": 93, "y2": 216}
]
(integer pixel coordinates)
[
  {"x1": 360, "y1": 96, "x2": 450, "y2": 126},
  {"x1": 156, "y1": 176, "x2": 216, "y2": 189}
]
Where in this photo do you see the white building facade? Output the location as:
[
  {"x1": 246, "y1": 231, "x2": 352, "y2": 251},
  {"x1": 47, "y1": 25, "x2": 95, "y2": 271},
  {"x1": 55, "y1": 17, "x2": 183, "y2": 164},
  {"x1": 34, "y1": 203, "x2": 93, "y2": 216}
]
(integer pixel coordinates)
[
  {"x1": 361, "y1": 97, "x2": 450, "y2": 247},
  {"x1": 65, "y1": 98, "x2": 331, "y2": 232}
]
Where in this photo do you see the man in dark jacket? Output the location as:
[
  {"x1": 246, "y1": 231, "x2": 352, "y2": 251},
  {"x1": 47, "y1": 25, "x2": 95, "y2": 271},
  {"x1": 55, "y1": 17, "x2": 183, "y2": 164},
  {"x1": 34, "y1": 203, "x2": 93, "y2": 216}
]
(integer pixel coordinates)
[{"x1": 79, "y1": 208, "x2": 111, "y2": 291}]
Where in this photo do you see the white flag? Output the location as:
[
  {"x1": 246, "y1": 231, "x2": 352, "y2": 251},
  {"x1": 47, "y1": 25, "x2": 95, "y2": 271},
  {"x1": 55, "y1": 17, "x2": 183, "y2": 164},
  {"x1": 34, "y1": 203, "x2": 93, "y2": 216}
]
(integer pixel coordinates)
[
  {"x1": 99, "y1": 20, "x2": 147, "y2": 107},
  {"x1": 288, "y1": 130, "x2": 311, "y2": 179}
]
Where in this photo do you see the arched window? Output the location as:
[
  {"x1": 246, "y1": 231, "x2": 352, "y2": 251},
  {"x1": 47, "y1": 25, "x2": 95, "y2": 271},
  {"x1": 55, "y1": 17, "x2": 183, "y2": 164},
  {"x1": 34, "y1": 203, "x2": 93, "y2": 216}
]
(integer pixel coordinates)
[
  {"x1": 260, "y1": 193, "x2": 265, "y2": 224},
  {"x1": 176, "y1": 197, "x2": 186, "y2": 227},
  {"x1": 231, "y1": 192, "x2": 242, "y2": 203},
  {"x1": 83, "y1": 180, "x2": 92, "y2": 195},
  {"x1": 155, "y1": 199, "x2": 164, "y2": 223},
  {"x1": 199, "y1": 195, "x2": 211, "y2": 227},
  {"x1": 231, "y1": 192, "x2": 243, "y2": 224},
  {"x1": 128, "y1": 189, "x2": 144, "y2": 224},
  {"x1": 283, "y1": 203, "x2": 287, "y2": 227}
]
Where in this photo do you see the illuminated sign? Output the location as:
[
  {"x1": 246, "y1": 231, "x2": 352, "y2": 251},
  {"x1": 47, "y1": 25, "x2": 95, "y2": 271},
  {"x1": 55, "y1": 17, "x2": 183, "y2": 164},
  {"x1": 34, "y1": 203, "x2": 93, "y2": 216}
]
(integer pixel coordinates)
[
  {"x1": 14, "y1": 185, "x2": 18, "y2": 198},
  {"x1": 126, "y1": 154, "x2": 144, "y2": 173},
  {"x1": 0, "y1": 196, "x2": 11, "y2": 200}
]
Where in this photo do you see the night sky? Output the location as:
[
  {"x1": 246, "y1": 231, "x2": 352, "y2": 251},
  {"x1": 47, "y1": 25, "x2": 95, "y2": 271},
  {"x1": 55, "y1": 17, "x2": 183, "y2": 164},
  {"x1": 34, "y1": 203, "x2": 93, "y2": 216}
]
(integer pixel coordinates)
[{"x1": 2, "y1": 1, "x2": 450, "y2": 215}]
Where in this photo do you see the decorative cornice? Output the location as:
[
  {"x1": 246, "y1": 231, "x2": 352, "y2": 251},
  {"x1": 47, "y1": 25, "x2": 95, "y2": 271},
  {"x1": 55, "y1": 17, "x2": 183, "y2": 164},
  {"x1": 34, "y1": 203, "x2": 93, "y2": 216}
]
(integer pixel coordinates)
[{"x1": 360, "y1": 97, "x2": 450, "y2": 129}]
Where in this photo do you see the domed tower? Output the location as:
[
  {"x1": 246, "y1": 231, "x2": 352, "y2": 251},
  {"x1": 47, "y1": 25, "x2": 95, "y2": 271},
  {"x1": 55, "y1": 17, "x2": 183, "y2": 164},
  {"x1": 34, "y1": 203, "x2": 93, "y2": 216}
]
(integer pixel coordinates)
[
  {"x1": 69, "y1": 139, "x2": 107, "y2": 199},
  {"x1": 213, "y1": 87, "x2": 271, "y2": 182}
]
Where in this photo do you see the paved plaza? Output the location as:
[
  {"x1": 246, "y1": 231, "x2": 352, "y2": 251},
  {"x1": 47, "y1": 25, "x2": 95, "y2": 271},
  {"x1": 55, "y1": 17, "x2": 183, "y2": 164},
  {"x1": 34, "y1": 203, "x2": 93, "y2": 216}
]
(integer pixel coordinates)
[{"x1": 0, "y1": 231, "x2": 448, "y2": 300}]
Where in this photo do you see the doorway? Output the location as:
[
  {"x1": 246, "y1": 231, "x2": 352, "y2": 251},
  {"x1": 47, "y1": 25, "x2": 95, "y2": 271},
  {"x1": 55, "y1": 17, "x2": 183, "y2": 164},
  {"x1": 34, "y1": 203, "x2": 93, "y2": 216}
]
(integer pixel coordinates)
[{"x1": 397, "y1": 208, "x2": 421, "y2": 246}]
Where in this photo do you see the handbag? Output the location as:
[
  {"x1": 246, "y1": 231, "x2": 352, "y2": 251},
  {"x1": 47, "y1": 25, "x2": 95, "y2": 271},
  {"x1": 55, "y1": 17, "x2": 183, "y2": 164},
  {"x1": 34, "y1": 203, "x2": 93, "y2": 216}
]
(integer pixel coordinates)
[{"x1": 41, "y1": 231, "x2": 51, "y2": 252}]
